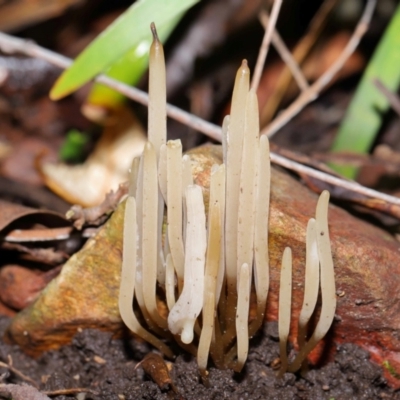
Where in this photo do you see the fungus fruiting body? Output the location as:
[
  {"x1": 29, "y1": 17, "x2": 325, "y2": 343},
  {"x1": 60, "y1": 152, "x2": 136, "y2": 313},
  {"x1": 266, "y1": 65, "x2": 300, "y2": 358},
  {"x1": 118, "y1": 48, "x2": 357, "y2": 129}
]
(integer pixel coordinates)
[{"x1": 119, "y1": 25, "x2": 336, "y2": 378}]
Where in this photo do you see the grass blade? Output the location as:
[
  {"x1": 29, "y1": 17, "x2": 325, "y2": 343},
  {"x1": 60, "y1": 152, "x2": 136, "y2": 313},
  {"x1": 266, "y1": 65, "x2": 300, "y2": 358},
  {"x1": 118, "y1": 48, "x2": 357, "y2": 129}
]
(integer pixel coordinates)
[
  {"x1": 330, "y1": 3, "x2": 400, "y2": 179},
  {"x1": 84, "y1": 14, "x2": 181, "y2": 116},
  {"x1": 50, "y1": 0, "x2": 199, "y2": 100}
]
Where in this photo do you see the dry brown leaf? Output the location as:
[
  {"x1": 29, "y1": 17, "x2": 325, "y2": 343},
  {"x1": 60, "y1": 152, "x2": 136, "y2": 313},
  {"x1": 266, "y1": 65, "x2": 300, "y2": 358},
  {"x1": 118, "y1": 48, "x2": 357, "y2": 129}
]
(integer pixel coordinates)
[
  {"x1": 258, "y1": 32, "x2": 364, "y2": 124},
  {"x1": 0, "y1": 0, "x2": 84, "y2": 32},
  {"x1": 41, "y1": 106, "x2": 146, "y2": 207},
  {"x1": 301, "y1": 31, "x2": 364, "y2": 83},
  {"x1": 0, "y1": 199, "x2": 67, "y2": 233}
]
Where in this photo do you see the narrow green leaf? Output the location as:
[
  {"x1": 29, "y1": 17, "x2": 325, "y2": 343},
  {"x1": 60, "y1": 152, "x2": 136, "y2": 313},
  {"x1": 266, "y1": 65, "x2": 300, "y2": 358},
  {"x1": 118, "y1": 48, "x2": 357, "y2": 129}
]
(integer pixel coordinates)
[
  {"x1": 330, "y1": 3, "x2": 400, "y2": 179},
  {"x1": 50, "y1": 0, "x2": 199, "y2": 100},
  {"x1": 85, "y1": 14, "x2": 181, "y2": 114}
]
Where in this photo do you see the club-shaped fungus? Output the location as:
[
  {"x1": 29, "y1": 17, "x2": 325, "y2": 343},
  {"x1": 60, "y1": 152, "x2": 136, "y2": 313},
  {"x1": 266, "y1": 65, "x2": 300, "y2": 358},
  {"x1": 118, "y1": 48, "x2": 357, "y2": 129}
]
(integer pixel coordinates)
[{"x1": 119, "y1": 24, "x2": 336, "y2": 379}]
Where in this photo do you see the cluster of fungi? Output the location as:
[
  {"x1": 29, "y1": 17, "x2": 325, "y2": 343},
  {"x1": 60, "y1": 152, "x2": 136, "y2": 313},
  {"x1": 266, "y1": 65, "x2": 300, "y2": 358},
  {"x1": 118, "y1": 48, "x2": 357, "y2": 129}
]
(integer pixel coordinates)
[{"x1": 119, "y1": 24, "x2": 336, "y2": 381}]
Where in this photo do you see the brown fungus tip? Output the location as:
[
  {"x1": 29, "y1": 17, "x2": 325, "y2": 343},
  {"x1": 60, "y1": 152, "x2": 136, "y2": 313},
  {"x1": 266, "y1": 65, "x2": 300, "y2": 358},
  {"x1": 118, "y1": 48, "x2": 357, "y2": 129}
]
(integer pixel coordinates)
[{"x1": 150, "y1": 22, "x2": 160, "y2": 42}]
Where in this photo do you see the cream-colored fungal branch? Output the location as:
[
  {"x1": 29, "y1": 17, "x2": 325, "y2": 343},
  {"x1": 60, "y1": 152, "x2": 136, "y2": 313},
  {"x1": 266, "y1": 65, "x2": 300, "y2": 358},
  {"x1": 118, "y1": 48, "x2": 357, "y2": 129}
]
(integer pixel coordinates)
[
  {"x1": 148, "y1": 23, "x2": 166, "y2": 158},
  {"x1": 296, "y1": 218, "x2": 319, "y2": 372},
  {"x1": 148, "y1": 25, "x2": 168, "y2": 287},
  {"x1": 225, "y1": 61, "x2": 249, "y2": 276},
  {"x1": 119, "y1": 23, "x2": 337, "y2": 379},
  {"x1": 233, "y1": 89, "x2": 259, "y2": 370},
  {"x1": 119, "y1": 188, "x2": 173, "y2": 358},
  {"x1": 235, "y1": 262, "x2": 251, "y2": 372},
  {"x1": 237, "y1": 89, "x2": 259, "y2": 284},
  {"x1": 224, "y1": 61, "x2": 250, "y2": 335},
  {"x1": 182, "y1": 154, "x2": 193, "y2": 245},
  {"x1": 250, "y1": 134, "x2": 270, "y2": 337},
  {"x1": 165, "y1": 253, "x2": 176, "y2": 311},
  {"x1": 157, "y1": 144, "x2": 168, "y2": 204},
  {"x1": 128, "y1": 157, "x2": 140, "y2": 197},
  {"x1": 182, "y1": 155, "x2": 194, "y2": 192},
  {"x1": 166, "y1": 140, "x2": 185, "y2": 290},
  {"x1": 133, "y1": 149, "x2": 154, "y2": 331},
  {"x1": 168, "y1": 185, "x2": 207, "y2": 344},
  {"x1": 221, "y1": 115, "x2": 230, "y2": 169},
  {"x1": 141, "y1": 142, "x2": 167, "y2": 330},
  {"x1": 198, "y1": 200, "x2": 221, "y2": 377},
  {"x1": 209, "y1": 164, "x2": 226, "y2": 306},
  {"x1": 278, "y1": 247, "x2": 292, "y2": 377},
  {"x1": 287, "y1": 190, "x2": 336, "y2": 373}
]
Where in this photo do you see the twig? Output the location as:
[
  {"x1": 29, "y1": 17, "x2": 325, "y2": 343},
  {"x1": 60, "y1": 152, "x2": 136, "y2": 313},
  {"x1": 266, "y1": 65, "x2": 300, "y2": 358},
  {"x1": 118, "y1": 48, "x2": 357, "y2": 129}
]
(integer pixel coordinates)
[
  {"x1": 261, "y1": 0, "x2": 377, "y2": 138},
  {"x1": 374, "y1": 78, "x2": 400, "y2": 117},
  {"x1": 270, "y1": 152, "x2": 400, "y2": 207},
  {"x1": 2, "y1": 14, "x2": 400, "y2": 212},
  {"x1": 259, "y1": 10, "x2": 309, "y2": 91},
  {"x1": 260, "y1": 0, "x2": 339, "y2": 124},
  {"x1": 4, "y1": 226, "x2": 97, "y2": 242},
  {"x1": 0, "y1": 32, "x2": 222, "y2": 142},
  {"x1": 66, "y1": 182, "x2": 129, "y2": 229},
  {"x1": 0, "y1": 360, "x2": 39, "y2": 388},
  {"x1": 250, "y1": 0, "x2": 283, "y2": 92},
  {"x1": 1, "y1": 242, "x2": 67, "y2": 264},
  {"x1": 43, "y1": 387, "x2": 99, "y2": 396}
]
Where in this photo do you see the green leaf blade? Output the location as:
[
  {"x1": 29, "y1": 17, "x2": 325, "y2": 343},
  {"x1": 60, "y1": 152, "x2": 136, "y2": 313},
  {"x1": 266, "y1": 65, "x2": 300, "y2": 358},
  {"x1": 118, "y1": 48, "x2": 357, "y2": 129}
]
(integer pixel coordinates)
[
  {"x1": 85, "y1": 13, "x2": 181, "y2": 113},
  {"x1": 50, "y1": 0, "x2": 199, "y2": 100},
  {"x1": 330, "y1": 3, "x2": 400, "y2": 179}
]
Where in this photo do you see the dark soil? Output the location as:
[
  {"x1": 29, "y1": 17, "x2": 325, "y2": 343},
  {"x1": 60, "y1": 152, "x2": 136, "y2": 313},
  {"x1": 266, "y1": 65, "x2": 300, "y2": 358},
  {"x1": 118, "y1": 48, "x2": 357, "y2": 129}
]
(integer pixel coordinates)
[{"x1": 0, "y1": 317, "x2": 398, "y2": 400}]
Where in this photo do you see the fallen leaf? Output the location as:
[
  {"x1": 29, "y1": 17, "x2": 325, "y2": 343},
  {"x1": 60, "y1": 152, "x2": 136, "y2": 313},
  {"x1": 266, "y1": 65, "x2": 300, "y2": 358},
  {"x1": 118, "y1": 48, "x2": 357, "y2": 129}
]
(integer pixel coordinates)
[
  {"x1": 1, "y1": 137, "x2": 57, "y2": 187},
  {"x1": 0, "y1": 0, "x2": 83, "y2": 32},
  {"x1": 258, "y1": 32, "x2": 364, "y2": 125},
  {"x1": 0, "y1": 200, "x2": 67, "y2": 234},
  {"x1": 41, "y1": 106, "x2": 146, "y2": 207}
]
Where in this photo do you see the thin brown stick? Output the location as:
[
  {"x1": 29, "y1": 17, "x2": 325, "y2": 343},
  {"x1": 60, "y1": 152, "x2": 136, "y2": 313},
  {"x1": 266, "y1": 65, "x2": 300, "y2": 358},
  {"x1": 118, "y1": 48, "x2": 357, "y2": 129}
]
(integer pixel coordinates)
[
  {"x1": 1, "y1": 14, "x2": 399, "y2": 210},
  {"x1": 259, "y1": 10, "x2": 309, "y2": 91},
  {"x1": 0, "y1": 360, "x2": 39, "y2": 388},
  {"x1": 0, "y1": 32, "x2": 222, "y2": 142},
  {"x1": 270, "y1": 152, "x2": 400, "y2": 207},
  {"x1": 260, "y1": 0, "x2": 339, "y2": 124},
  {"x1": 43, "y1": 387, "x2": 99, "y2": 396},
  {"x1": 374, "y1": 78, "x2": 400, "y2": 117},
  {"x1": 261, "y1": 0, "x2": 376, "y2": 138},
  {"x1": 251, "y1": 0, "x2": 283, "y2": 92},
  {"x1": 66, "y1": 181, "x2": 129, "y2": 230}
]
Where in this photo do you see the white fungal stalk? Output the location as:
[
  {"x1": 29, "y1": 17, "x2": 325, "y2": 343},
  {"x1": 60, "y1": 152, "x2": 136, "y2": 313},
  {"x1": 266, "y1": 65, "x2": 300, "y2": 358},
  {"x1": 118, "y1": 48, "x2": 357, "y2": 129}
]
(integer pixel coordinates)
[
  {"x1": 166, "y1": 140, "x2": 185, "y2": 289},
  {"x1": 278, "y1": 247, "x2": 292, "y2": 377},
  {"x1": 198, "y1": 198, "x2": 221, "y2": 376},
  {"x1": 168, "y1": 185, "x2": 206, "y2": 344},
  {"x1": 287, "y1": 190, "x2": 336, "y2": 373},
  {"x1": 224, "y1": 61, "x2": 250, "y2": 338}
]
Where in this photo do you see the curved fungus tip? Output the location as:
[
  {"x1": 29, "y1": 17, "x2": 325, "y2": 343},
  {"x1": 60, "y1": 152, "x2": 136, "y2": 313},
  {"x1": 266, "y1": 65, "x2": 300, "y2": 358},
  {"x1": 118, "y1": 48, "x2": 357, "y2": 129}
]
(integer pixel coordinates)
[
  {"x1": 145, "y1": 141, "x2": 154, "y2": 151},
  {"x1": 181, "y1": 322, "x2": 194, "y2": 344},
  {"x1": 240, "y1": 59, "x2": 249, "y2": 74},
  {"x1": 150, "y1": 22, "x2": 160, "y2": 42}
]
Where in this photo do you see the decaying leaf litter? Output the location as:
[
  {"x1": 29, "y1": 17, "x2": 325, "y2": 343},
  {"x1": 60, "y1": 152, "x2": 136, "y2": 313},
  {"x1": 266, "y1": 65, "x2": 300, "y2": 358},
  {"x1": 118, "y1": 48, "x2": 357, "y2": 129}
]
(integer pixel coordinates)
[{"x1": 1, "y1": 0, "x2": 395, "y2": 398}]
